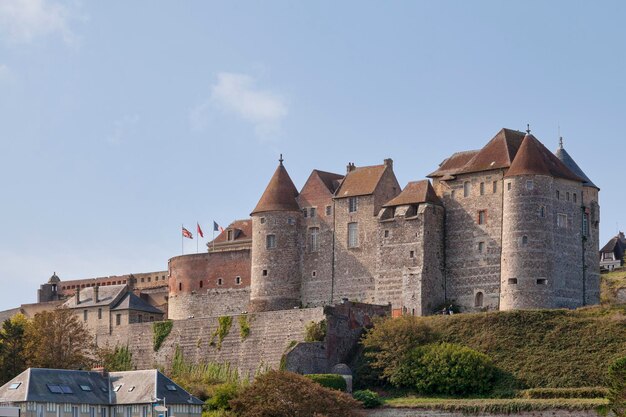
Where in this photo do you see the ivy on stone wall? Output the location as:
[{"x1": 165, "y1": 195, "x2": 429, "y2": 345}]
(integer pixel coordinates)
[
  {"x1": 152, "y1": 320, "x2": 173, "y2": 352},
  {"x1": 238, "y1": 314, "x2": 251, "y2": 340},
  {"x1": 210, "y1": 316, "x2": 233, "y2": 350},
  {"x1": 279, "y1": 340, "x2": 299, "y2": 370}
]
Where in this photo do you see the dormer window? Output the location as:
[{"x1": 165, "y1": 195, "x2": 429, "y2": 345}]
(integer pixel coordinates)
[{"x1": 227, "y1": 230, "x2": 234, "y2": 241}]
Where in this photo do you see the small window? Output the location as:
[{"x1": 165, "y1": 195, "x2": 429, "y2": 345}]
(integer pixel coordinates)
[
  {"x1": 266, "y1": 234, "x2": 276, "y2": 249},
  {"x1": 526, "y1": 180, "x2": 534, "y2": 190},
  {"x1": 141, "y1": 278, "x2": 144, "y2": 283},
  {"x1": 474, "y1": 292, "x2": 484, "y2": 307},
  {"x1": 309, "y1": 227, "x2": 319, "y2": 252},
  {"x1": 450, "y1": 190, "x2": 456, "y2": 199},
  {"x1": 235, "y1": 276, "x2": 241, "y2": 285},
  {"x1": 522, "y1": 235, "x2": 528, "y2": 245},
  {"x1": 508, "y1": 278, "x2": 518, "y2": 285},
  {"x1": 60, "y1": 385, "x2": 73, "y2": 394},
  {"x1": 302, "y1": 208, "x2": 308, "y2": 218},
  {"x1": 384, "y1": 230, "x2": 389, "y2": 238},
  {"x1": 137, "y1": 315, "x2": 143, "y2": 323},
  {"x1": 98, "y1": 308, "x2": 102, "y2": 320},
  {"x1": 480, "y1": 182, "x2": 485, "y2": 195},
  {"x1": 199, "y1": 280, "x2": 203, "y2": 288},
  {"x1": 540, "y1": 206, "x2": 545, "y2": 218},
  {"x1": 217, "y1": 278, "x2": 223, "y2": 286},
  {"x1": 287, "y1": 217, "x2": 295, "y2": 225},
  {"x1": 536, "y1": 279, "x2": 548, "y2": 285},
  {"x1": 227, "y1": 230, "x2": 234, "y2": 241},
  {"x1": 478, "y1": 210, "x2": 487, "y2": 225},
  {"x1": 310, "y1": 208, "x2": 316, "y2": 218},
  {"x1": 47, "y1": 384, "x2": 63, "y2": 394},
  {"x1": 556, "y1": 190, "x2": 560, "y2": 199},
  {"x1": 557, "y1": 213, "x2": 568, "y2": 228},
  {"x1": 348, "y1": 222, "x2": 359, "y2": 248},
  {"x1": 463, "y1": 181, "x2": 471, "y2": 197},
  {"x1": 113, "y1": 385, "x2": 122, "y2": 392},
  {"x1": 116, "y1": 314, "x2": 121, "y2": 326},
  {"x1": 9, "y1": 382, "x2": 21, "y2": 390},
  {"x1": 166, "y1": 385, "x2": 177, "y2": 391},
  {"x1": 179, "y1": 282, "x2": 182, "y2": 291},
  {"x1": 260, "y1": 217, "x2": 266, "y2": 224},
  {"x1": 147, "y1": 277, "x2": 151, "y2": 282},
  {"x1": 573, "y1": 193, "x2": 577, "y2": 203},
  {"x1": 507, "y1": 182, "x2": 511, "y2": 191},
  {"x1": 409, "y1": 250, "x2": 415, "y2": 258},
  {"x1": 83, "y1": 310, "x2": 88, "y2": 322},
  {"x1": 262, "y1": 270, "x2": 268, "y2": 276},
  {"x1": 326, "y1": 205, "x2": 332, "y2": 216},
  {"x1": 492, "y1": 181, "x2": 497, "y2": 193},
  {"x1": 583, "y1": 213, "x2": 589, "y2": 236},
  {"x1": 566, "y1": 192, "x2": 570, "y2": 201},
  {"x1": 478, "y1": 241, "x2": 485, "y2": 253},
  {"x1": 128, "y1": 386, "x2": 135, "y2": 392},
  {"x1": 349, "y1": 197, "x2": 358, "y2": 213},
  {"x1": 311, "y1": 271, "x2": 317, "y2": 277},
  {"x1": 80, "y1": 385, "x2": 92, "y2": 392}
]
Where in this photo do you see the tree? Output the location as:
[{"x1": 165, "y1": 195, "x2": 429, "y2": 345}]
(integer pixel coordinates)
[
  {"x1": 230, "y1": 370, "x2": 363, "y2": 417},
  {"x1": 360, "y1": 315, "x2": 435, "y2": 381},
  {"x1": 25, "y1": 308, "x2": 94, "y2": 369},
  {"x1": 0, "y1": 314, "x2": 28, "y2": 384}
]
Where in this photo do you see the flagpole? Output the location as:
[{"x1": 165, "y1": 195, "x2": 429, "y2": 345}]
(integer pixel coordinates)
[
  {"x1": 196, "y1": 223, "x2": 199, "y2": 254},
  {"x1": 181, "y1": 223, "x2": 184, "y2": 255}
]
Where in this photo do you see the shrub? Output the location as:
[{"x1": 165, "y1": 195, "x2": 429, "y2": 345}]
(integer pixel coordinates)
[
  {"x1": 211, "y1": 316, "x2": 232, "y2": 350},
  {"x1": 229, "y1": 370, "x2": 362, "y2": 417},
  {"x1": 98, "y1": 344, "x2": 133, "y2": 371},
  {"x1": 304, "y1": 320, "x2": 326, "y2": 342},
  {"x1": 607, "y1": 356, "x2": 626, "y2": 417},
  {"x1": 520, "y1": 387, "x2": 609, "y2": 399},
  {"x1": 361, "y1": 315, "x2": 435, "y2": 380},
  {"x1": 238, "y1": 315, "x2": 250, "y2": 339},
  {"x1": 304, "y1": 374, "x2": 347, "y2": 391},
  {"x1": 206, "y1": 383, "x2": 239, "y2": 410},
  {"x1": 152, "y1": 321, "x2": 173, "y2": 352},
  {"x1": 392, "y1": 342, "x2": 495, "y2": 396},
  {"x1": 353, "y1": 390, "x2": 382, "y2": 408}
]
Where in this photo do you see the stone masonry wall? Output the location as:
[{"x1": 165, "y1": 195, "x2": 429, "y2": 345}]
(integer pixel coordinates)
[
  {"x1": 167, "y1": 288, "x2": 250, "y2": 320},
  {"x1": 582, "y1": 186, "x2": 601, "y2": 305},
  {"x1": 97, "y1": 307, "x2": 325, "y2": 377}
]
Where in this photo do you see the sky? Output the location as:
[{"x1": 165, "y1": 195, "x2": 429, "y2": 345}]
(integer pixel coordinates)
[{"x1": 0, "y1": 1, "x2": 624, "y2": 311}]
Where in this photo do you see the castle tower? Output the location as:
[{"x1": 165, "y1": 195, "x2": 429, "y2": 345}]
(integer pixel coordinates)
[
  {"x1": 500, "y1": 133, "x2": 585, "y2": 310},
  {"x1": 249, "y1": 156, "x2": 303, "y2": 312},
  {"x1": 555, "y1": 139, "x2": 601, "y2": 305}
]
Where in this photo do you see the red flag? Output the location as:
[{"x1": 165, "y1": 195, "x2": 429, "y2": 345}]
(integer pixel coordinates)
[
  {"x1": 182, "y1": 227, "x2": 193, "y2": 239},
  {"x1": 197, "y1": 223, "x2": 204, "y2": 238}
]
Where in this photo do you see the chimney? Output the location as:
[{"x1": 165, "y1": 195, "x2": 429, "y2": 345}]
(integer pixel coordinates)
[
  {"x1": 91, "y1": 366, "x2": 108, "y2": 378},
  {"x1": 93, "y1": 285, "x2": 99, "y2": 303},
  {"x1": 383, "y1": 158, "x2": 393, "y2": 168},
  {"x1": 346, "y1": 162, "x2": 356, "y2": 173},
  {"x1": 75, "y1": 289, "x2": 80, "y2": 305}
]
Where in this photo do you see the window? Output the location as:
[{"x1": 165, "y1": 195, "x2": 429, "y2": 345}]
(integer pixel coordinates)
[
  {"x1": 137, "y1": 315, "x2": 143, "y2": 323},
  {"x1": 47, "y1": 385, "x2": 63, "y2": 394},
  {"x1": 309, "y1": 227, "x2": 319, "y2": 252},
  {"x1": 311, "y1": 271, "x2": 317, "y2": 277},
  {"x1": 116, "y1": 314, "x2": 121, "y2": 326},
  {"x1": 526, "y1": 180, "x2": 534, "y2": 190},
  {"x1": 557, "y1": 213, "x2": 568, "y2": 228},
  {"x1": 236, "y1": 276, "x2": 241, "y2": 285},
  {"x1": 349, "y1": 197, "x2": 358, "y2": 213},
  {"x1": 474, "y1": 292, "x2": 484, "y2": 307},
  {"x1": 450, "y1": 190, "x2": 456, "y2": 199},
  {"x1": 480, "y1": 182, "x2": 485, "y2": 195},
  {"x1": 128, "y1": 386, "x2": 135, "y2": 392},
  {"x1": 536, "y1": 279, "x2": 548, "y2": 285},
  {"x1": 260, "y1": 217, "x2": 266, "y2": 224},
  {"x1": 217, "y1": 278, "x2": 223, "y2": 286},
  {"x1": 583, "y1": 213, "x2": 589, "y2": 236},
  {"x1": 147, "y1": 277, "x2": 151, "y2": 282},
  {"x1": 522, "y1": 236, "x2": 528, "y2": 245},
  {"x1": 199, "y1": 280, "x2": 203, "y2": 288},
  {"x1": 8, "y1": 382, "x2": 21, "y2": 390},
  {"x1": 463, "y1": 181, "x2": 471, "y2": 197},
  {"x1": 125, "y1": 407, "x2": 131, "y2": 417},
  {"x1": 384, "y1": 230, "x2": 389, "y2": 238},
  {"x1": 310, "y1": 207, "x2": 316, "y2": 218},
  {"x1": 60, "y1": 385, "x2": 73, "y2": 394},
  {"x1": 478, "y1": 210, "x2": 487, "y2": 225},
  {"x1": 266, "y1": 234, "x2": 276, "y2": 249},
  {"x1": 507, "y1": 182, "x2": 511, "y2": 191},
  {"x1": 179, "y1": 282, "x2": 182, "y2": 291},
  {"x1": 262, "y1": 269, "x2": 268, "y2": 276},
  {"x1": 227, "y1": 230, "x2": 233, "y2": 241},
  {"x1": 288, "y1": 217, "x2": 295, "y2": 225},
  {"x1": 141, "y1": 277, "x2": 144, "y2": 283},
  {"x1": 566, "y1": 192, "x2": 570, "y2": 201},
  {"x1": 478, "y1": 241, "x2": 485, "y2": 253},
  {"x1": 573, "y1": 193, "x2": 577, "y2": 203},
  {"x1": 409, "y1": 250, "x2": 415, "y2": 258},
  {"x1": 540, "y1": 205, "x2": 545, "y2": 218},
  {"x1": 326, "y1": 205, "x2": 332, "y2": 216},
  {"x1": 348, "y1": 222, "x2": 359, "y2": 248},
  {"x1": 302, "y1": 208, "x2": 308, "y2": 218},
  {"x1": 493, "y1": 181, "x2": 497, "y2": 193},
  {"x1": 166, "y1": 384, "x2": 178, "y2": 391},
  {"x1": 83, "y1": 310, "x2": 88, "y2": 321},
  {"x1": 508, "y1": 278, "x2": 518, "y2": 285},
  {"x1": 556, "y1": 190, "x2": 560, "y2": 199}
]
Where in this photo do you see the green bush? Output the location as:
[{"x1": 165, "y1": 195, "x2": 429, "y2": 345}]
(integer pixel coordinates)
[
  {"x1": 304, "y1": 374, "x2": 347, "y2": 391},
  {"x1": 607, "y1": 356, "x2": 626, "y2": 417},
  {"x1": 238, "y1": 315, "x2": 250, "y2": 339},
  {"x1": 353, "y1": 389, "x2": 382, "y2": 408},
  {"x1": 520, "y1": 387, "x2": 609, "y2": 399},
  {"x1": 205, "y1": 383, "x2": 239, "y2": 410},
  {"x1": 210, "y1": 316, "x2": 232, "y2": 350},
  {"x1": 392, "y1": 342, "x2": 495, "y2": 396},
  {"x1": 304, "y1": 320, "x2": 326, "y2": 342},
  {"x1": 152, "y1": 321, "x2": 173, "y2": 352}
]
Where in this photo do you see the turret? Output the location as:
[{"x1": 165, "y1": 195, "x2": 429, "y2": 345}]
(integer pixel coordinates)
[{"x1": 249, "y1": 156, "x2": 303, "y2": 312}]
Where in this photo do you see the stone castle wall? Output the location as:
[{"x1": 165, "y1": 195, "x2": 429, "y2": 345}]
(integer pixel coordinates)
[
  {"x1": 97, "y1": 307, "x2": 326, "y2": 377},
  {"x1": 583, "y1": 186, "x2": 601, "y2": 305}
]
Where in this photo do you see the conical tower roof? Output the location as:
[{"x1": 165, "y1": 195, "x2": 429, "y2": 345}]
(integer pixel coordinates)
[
  {"x1": 251, "y1": 158, "x2": 300, "y2": 215},
  {"x1": 505, "y1": 134, "x2": 583, "y2": 182},
  {"x1": 554, "y1": 140, "x2": 598, "y2": 189}
]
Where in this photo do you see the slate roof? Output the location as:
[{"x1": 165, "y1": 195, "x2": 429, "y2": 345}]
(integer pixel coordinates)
[
  {"x1": 335, "y1": 164, "x2": 388, "y2": 198},
  {"x1": 555, "y1": 144, "x2": 598, "y2": 189},
  {"x1": 211, "y1": 219, "x2": 252, "y2": 244},
  {"x1": 110, "y1": 293, "x2": 163, "y2": 314},
  {"x1": 504, "y1": 134, "x2": 583, "y2": 182},
  {"x1": 0, "y1": 368, "x2": 202, "y2": 406},
  {"x1": 384, "y1": 180, "x2": 442, "y2": 207},
  {"x1": 251, "y1": 163, "x2": 300, "y2": 215},
  {"x1": 64, "y1": 285, "x2": 127, "y2": 309},
  {"x1": 428, "y1": 150, "x2": 479, "y2": 178}
]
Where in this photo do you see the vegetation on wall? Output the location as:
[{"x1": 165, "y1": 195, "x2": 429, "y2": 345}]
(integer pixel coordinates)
[
  {"x1": 210, "y1": 316, "x2": 233, "y2": 350},
  {"x1": 607, "y1": 356, "x2": 626, "y2": 417},
  {"x1": 601, "y1": 268, "x2": 626, "y2": 304},
  {"x1": 304, "y1": 319, "x2": 326, "y2": 342},
  {"x1": 237, "y1": 315, "x2": 250, "y2": 340},
  {"x1": 98, "y1": 344, "x2": 133, "y2": 371},
  {"x1": 152, "y1": 320, "x2": 173, "y2": 352}
]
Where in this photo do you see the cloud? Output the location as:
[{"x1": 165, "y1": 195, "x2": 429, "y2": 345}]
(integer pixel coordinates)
[
  {"x1": 190, "y1": 72, "x2": 288, "y2": 137},
  {"x1": 0, "y1": 0, "x2": 77, "y2": 44},
  {"x1": 107, "y1": 114, "x2": 140, "y2": 145}
]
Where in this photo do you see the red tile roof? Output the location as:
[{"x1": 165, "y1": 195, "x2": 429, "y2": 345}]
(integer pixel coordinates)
[
  {"x1": 251, "y1": 163, "x2": 300, "y2": 214},
  {"x1": 428, "y1": 150, "x2": 479, "y2": 178},
  {"x1": 335, "y1": 164, "x2": 388, "y2": 198},
  {"x1": 455, "y1": 128, "x2": 525, "y2": 175},
  {"x1": 210, "y1": 219, "x2": 252, "y2": 244},
  {"x1": 383, "y1": 180, "x2": 442, "y2": 207},
  {"x1": 505, "y1": 134, "x2": 583, "y2": 182},
  {"x1": 313, "y1": 170, "x2": 344, "y2": 193}
]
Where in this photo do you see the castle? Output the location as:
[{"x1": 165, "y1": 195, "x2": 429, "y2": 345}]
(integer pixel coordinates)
[{"x1": 32, "y1": 127, "x2": 601, "y2": 324}]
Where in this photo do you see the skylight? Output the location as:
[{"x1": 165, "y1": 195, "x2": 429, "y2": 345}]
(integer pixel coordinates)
[
  {"x1": 80, "y1": 385, "x2": 92, "y2": 392},
  {"x1": 47, "y1": 385, "x2": 63, "y2": 394},
  {"x1": 128, "y1": 386, "x2": 135, "y2": 392},
  {"x1": 8, "y1": 383, "x2": 21, "y2": 390},
  {"x1": 165, "y1": 385, "x2": 177, "y2": 391},
  {"x1": 60, "y1": 385, "x2": 73, "y2": 394},
  {"x1": 100, "y1": 387, "x2": 109, "y2": 393},
  {"x1": 113, "y1": 385, "x2": 122, "y2": 392}
]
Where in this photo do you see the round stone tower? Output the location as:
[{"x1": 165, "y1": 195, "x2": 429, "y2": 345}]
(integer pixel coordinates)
[
  {"x1": 500, "y1": 133, "x2": 584, "y2": 310},
  {"x1": 249, "y1": 156, "x2": 303, "y2": 312}
]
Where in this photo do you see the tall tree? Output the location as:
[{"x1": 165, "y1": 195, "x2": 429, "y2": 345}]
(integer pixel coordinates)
[
  {"x1": 25, "y1": 308, "x2": 94, "y2": 369},
  {"x1": 0, "y1": 314, "x2": 28, "y2": 384}
]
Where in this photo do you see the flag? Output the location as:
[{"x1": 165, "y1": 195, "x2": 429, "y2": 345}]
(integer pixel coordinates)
[
  {"x1": 213, "y1": 221, "x2": 224, "y2": 233},
  {"x1": 197, "y1": 223, "x2": 204, "y2": 238},
  {"x1": 182, "y1": 227, "x2": 193, "y2": 239}
]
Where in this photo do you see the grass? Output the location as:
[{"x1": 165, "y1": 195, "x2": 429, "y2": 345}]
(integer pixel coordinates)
[
  {"x1": 601, "y1": 267, "x2": 626, "y2": 304},
  {"x1": 384, "y1": 396, "x2": 608, "y2": 413}
]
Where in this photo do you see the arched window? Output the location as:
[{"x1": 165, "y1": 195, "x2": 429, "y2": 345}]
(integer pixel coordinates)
[{"x1": 474, "y1": 292, "x2": 484, "y2": 307}]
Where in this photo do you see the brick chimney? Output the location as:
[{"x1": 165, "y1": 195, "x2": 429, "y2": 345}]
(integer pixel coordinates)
[
  {"x1": 383, "y1": 158, "x2": 393, "y2": 168},
  {"x1": 91, "y1": 366, "x2": 108, "y2": 378},
  {"x1": 93, "y1": 285, "x2": 99, "y2": 303},
  {"x1": 75, "y1": 289, "x2": 80, "y2": 305},
  {"x1": 346, "y1": 162, "x2": 356, "y2": 173}
]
